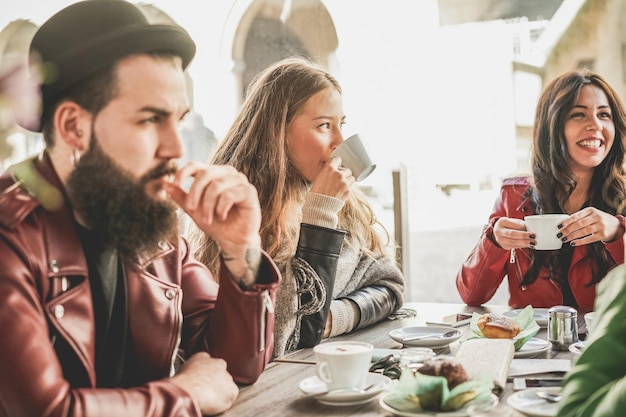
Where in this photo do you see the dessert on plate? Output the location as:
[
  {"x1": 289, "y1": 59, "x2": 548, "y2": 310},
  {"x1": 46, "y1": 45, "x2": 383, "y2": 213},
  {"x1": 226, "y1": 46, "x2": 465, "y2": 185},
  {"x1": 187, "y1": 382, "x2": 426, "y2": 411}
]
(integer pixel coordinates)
[
  {"x1": 381, "y1": 358, "x2": 494, "y2": 413},
  {"x1": 476, "y1": 313, "x2": 521, "y2": 339}
]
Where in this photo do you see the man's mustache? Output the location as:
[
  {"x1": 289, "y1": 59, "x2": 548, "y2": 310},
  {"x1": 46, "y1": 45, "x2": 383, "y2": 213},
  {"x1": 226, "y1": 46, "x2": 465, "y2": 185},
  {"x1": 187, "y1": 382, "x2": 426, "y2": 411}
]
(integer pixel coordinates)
[{"x1": 141, "y1": 161, "x2": 178, "y2": 183}]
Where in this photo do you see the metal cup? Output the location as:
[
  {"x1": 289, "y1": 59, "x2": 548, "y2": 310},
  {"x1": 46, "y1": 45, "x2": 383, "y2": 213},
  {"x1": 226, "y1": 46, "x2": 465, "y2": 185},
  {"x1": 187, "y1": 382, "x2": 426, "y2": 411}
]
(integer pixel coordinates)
[{"x1": 547, "y1": 306, "x2": 578, "y2": 350}]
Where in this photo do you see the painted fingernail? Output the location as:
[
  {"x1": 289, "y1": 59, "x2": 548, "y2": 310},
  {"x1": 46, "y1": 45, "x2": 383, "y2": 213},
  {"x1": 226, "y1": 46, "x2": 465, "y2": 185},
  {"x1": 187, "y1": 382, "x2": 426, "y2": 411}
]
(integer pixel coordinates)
[
  {"x1": 570, "y1": 241, "x2": 576, "y2": 246},
  {"x1": 558, "y1": 224, "x2": 563, "y2": 229},
  {"x1": 530, "y1": 241, "x2": 536, "y2": 246},
  {"x1": 561, "y1": 237, "x2": 568, "y2": 242},
  {"x1": 557, "y1": 232, "x2": 563, "y2": 238},
  {"x1": 529, "y1": 234, "x2": 536, "y2": 239}
]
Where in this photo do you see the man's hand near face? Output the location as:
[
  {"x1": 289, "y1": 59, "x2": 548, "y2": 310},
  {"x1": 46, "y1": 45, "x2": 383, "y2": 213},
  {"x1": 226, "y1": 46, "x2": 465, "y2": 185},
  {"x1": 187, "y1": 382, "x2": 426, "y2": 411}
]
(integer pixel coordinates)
[{"x1": 163, "y1": 162, "x2": 262, "y2": 287}]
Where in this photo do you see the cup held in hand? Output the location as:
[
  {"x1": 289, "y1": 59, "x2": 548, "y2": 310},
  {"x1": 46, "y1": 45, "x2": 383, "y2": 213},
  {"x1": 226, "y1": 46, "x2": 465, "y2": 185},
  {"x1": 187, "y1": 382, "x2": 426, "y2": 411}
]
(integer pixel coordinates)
[
  {"x1": 313, "y1": 341, "x2": 373, "y2": 391},
  {"x1": 331, "y1": 134, "x2": 376, "y2": 182},
  {"x1": 524, "y1": 214, "x2": 569, "y2": 250}
]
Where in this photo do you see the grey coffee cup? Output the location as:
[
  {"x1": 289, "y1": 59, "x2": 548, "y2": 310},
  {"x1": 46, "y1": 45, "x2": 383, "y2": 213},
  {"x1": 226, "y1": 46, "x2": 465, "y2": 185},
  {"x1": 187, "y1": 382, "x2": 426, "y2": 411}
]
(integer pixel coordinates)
[{"x1": 330, "y1": 134, "x2": 376, "y2": 182}]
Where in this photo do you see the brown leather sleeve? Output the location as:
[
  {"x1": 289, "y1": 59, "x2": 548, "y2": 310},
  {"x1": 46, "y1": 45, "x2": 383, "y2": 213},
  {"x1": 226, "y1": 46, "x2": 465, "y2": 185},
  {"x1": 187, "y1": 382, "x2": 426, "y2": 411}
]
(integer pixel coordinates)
[{"x1": 208, "y1": 253, "x2": 280, "y2": 385}]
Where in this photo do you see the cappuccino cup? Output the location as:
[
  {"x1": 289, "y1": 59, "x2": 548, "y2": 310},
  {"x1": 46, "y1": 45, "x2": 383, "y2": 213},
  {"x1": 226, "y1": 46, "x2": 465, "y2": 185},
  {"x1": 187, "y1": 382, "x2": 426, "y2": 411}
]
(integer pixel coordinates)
[{"x1": 313, "y1": 341, "x2": 373, "y2": 390}]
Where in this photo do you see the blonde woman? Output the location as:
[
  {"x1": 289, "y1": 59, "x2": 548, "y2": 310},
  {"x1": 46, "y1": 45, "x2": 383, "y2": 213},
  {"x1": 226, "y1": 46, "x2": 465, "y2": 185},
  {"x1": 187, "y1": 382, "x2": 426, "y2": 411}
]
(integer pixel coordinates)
[{"x1": 188, "y1": 57, "x2": 405, "y2": 358}]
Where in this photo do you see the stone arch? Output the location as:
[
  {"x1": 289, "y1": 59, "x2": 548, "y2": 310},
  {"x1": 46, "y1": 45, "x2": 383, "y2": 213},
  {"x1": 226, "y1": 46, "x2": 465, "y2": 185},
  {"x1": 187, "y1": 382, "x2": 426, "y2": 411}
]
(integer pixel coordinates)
[{"x1": 232, "y1": 0, "x2": 338, "y2": 100}]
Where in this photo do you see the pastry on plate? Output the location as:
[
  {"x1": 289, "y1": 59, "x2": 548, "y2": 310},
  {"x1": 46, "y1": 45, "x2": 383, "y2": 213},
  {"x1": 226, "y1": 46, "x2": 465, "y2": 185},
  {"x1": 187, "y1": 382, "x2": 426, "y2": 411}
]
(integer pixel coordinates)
[
  {"x1": 476, "y1": 313, "x2": 521, "y2": 339},
  {"x1": 417, "y1": 358, "x2": 468, "y2": 389}
]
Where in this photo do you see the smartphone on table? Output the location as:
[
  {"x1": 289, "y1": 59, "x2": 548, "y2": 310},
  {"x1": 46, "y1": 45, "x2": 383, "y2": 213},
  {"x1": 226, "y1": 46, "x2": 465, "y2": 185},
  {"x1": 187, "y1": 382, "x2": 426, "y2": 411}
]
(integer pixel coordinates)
[
  {"x1": 513, "y1": 378, "x2": 564, "y2": 391},
  {"x1": 426, "y1": 313, "x2": 473, "y2": 328}
]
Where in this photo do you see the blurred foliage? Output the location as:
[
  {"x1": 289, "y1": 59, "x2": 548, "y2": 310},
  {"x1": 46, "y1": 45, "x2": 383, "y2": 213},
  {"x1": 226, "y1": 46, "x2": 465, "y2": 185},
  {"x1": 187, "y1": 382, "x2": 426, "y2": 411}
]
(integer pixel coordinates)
[{"x1": 0, "y1": 61, "x2": 40, "y2": 166}]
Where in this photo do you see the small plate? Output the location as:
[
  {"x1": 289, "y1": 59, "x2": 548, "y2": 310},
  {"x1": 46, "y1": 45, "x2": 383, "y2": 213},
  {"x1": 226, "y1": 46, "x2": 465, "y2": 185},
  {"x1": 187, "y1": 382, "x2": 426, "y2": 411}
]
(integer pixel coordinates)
[
  {"x1": 379, "y1": 393, "x2": 498, "y2": 416},
  {"x1": 514, "y1": 338, "x2": 551, "y2": 358},
  {"x1": 503, "y1": 308, "x2": 549, "y2": 327},
  {"x1": 389, "y1": 326, "x2": 462, "y2": 348},
  {"x1": 298, "y1": 372, "x2": 391, "y2": 406},
  {"x1": 507, "y1": 387, "x2": 561, "y2": 417},
  {"x1": 568, "y1": 340, "x2": 585, "y2": 355}
]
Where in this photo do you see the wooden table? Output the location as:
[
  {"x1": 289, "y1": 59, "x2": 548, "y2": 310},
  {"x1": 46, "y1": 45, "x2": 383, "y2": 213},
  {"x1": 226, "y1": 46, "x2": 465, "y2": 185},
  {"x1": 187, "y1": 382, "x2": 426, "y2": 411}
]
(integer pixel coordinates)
[{"x1": 222, "y1": 302, "x2": 579, "y2": 416}]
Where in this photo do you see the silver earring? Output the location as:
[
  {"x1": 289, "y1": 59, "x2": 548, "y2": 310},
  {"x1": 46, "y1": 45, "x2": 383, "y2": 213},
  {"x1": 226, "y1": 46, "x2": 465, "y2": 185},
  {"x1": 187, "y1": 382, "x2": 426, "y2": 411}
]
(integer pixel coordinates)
[{"x1": 72, "y1": 149, "x2": 81, "y2": 167}]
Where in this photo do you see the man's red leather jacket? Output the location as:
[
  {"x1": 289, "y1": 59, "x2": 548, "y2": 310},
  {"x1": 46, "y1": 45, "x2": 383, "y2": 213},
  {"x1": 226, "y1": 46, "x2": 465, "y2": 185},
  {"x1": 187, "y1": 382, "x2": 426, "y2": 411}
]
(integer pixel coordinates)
[
  {"x1": 456, "y1": 177, "x2": 624, "y2": 311},
  {"x1": 0, "y1": 152, "x2": 280, "y2": 417}
]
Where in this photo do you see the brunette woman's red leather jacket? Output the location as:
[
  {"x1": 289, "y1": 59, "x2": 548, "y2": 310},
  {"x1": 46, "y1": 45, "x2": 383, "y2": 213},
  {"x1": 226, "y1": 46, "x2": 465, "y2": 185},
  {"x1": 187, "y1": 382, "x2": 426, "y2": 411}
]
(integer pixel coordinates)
[
  {"x1": 456, "y1": 177, "x2": 624, "y2": 311},
  {"x1": 0, "y1": 152, "x2": 280, "y2": 417}
]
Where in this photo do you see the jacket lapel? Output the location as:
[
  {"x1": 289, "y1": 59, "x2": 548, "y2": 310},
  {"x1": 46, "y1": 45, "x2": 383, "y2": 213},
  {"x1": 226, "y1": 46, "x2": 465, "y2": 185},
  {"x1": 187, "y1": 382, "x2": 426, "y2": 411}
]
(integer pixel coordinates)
[{"x1": 29, "y1": 153, "x2": 98, "y2": 386}]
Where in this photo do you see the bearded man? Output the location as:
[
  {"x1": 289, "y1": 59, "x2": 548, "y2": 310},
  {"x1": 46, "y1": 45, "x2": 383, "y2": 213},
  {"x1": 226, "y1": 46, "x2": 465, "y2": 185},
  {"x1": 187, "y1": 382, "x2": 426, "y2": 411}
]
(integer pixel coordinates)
[{"x1": 0, "y1": 1, "x2": 280, "y2": 416}]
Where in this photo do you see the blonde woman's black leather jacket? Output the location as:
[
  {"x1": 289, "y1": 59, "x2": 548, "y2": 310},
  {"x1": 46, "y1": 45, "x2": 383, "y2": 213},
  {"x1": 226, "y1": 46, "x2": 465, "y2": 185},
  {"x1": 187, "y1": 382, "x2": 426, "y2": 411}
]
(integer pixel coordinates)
[{"x1": 295, "y1": 223, "x2": 346, "y2": 348}]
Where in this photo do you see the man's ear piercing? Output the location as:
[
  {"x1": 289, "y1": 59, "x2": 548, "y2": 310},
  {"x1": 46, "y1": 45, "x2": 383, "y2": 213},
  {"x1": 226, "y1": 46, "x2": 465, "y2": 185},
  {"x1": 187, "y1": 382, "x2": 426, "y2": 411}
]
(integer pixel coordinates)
[{"x1": 72, "y1": 149, "x2": 81, "y2": 167}]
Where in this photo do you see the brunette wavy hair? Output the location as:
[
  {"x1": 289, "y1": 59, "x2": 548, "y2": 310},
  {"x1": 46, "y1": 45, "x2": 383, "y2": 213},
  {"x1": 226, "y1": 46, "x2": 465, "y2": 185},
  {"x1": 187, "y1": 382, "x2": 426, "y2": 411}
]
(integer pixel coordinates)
[
  {"x1": 523, "y1": 69, "x2": 626, "y2": 287},
  {"x1": 187, "y1": 56, "x2": 390, "y2": 275}
]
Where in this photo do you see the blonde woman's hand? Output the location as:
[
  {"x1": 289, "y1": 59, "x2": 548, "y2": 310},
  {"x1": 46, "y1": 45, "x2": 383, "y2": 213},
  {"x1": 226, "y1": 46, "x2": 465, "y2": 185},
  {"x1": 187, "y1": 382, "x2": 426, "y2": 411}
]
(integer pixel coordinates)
[
  {"x1": 323, "y1": 311, "x2": 332, "y2": 338},
  {"x1": 310, "y1": 156, "x2": 355, "y2": 201},
  {"x1": 492, "y1": 217, "x2": 535, "y2": 250},
  {"x1": 557, "y1": 207, "x2": 624, "y2": 245}
]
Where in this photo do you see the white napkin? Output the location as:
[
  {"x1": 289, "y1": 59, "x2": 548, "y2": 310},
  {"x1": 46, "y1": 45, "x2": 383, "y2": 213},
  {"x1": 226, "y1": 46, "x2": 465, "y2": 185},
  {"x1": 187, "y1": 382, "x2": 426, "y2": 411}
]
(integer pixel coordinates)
[
  {"x1": 455, "y1": 338, "x2": 514, "y2": 390},
  {"x1": 508, "y1": 359, "x2": 571, "y2": 377}
]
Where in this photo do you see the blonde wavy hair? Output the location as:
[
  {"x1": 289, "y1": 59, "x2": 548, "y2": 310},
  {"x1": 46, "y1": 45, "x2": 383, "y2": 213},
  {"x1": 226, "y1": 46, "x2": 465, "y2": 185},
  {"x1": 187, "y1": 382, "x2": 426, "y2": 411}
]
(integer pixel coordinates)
[{"x1": 187, "y1": 56, "x2": 391, "y2": 275}]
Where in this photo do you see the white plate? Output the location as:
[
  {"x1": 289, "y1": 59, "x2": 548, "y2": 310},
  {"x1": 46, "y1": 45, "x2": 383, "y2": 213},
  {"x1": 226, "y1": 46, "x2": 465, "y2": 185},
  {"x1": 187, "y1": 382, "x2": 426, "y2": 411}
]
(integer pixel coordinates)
[
  {"x1": 298, "y1": 372, "x2": 391, "y2": 406},
  {"x1": 378, "y1": 393, "x2": 498, "y2": 417},
  {"x1": 568, "y1": 340, "x2": 585, "y2": 355},
  {"x1": 507, "y1": 387, "x2": 561, "y2": 417},
  {"x1": 515, "y1": 338, "x2": 551, "y2": 358},
  {"x1": 503, "y1": 308, "x2": 549, "y2": 327},
  {"x1": 389, "y1": 326, "x2": 463, "y2": 348}
]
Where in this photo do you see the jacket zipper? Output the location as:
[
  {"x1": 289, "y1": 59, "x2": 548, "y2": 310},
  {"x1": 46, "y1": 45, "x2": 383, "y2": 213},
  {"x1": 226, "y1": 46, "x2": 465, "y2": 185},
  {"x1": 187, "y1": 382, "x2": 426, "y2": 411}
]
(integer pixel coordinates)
[
  {"x1": 260, "y1": 289, "x2": 274, "y2": 352},
  {"x1": 510, "y1": 249, "x2": 561, "y2": 295},
  {"x1": 169, "y1": 288, "x2": 183, "y2": 376},
  {"x1": 509, "y1": 249, "x2": 527, "y2": 291}
]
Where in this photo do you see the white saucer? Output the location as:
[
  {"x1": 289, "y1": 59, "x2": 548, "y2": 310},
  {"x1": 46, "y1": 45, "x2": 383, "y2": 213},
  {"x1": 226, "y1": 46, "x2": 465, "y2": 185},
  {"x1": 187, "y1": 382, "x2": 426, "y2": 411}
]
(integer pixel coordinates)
[
  {"x1": 515, "y1": 338, "x2": 551, "y2": 358},
  {"x1": 389, "y1": 326, "x2": 463, "y2": 348},
  {"x1": 507, "y1": 387, "x2": 561, "y2": 417},
  {"x1": 568, "y1": 340, "x2": 585, "y2": 355},
  {"x1": 503, "y1": 308, "x2": 549, "y2": 327},
  {"x1": 298, "y1": 372, "x2": 391, "y2": 406}
]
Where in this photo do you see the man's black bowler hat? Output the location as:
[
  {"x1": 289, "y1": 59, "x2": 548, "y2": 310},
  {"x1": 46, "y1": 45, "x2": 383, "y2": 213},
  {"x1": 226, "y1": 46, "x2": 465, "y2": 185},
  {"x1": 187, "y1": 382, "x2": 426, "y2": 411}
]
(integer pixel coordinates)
[{"x1": 27, "y1": 0, "x2": 196, "y2": 132}]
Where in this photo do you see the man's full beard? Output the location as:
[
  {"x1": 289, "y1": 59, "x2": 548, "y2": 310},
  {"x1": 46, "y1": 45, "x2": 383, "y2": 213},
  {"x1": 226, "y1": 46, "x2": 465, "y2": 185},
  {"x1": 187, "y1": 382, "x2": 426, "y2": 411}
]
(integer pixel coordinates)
[{"x1": 66, "y1": 138, "x2": 179, "y2": 260}]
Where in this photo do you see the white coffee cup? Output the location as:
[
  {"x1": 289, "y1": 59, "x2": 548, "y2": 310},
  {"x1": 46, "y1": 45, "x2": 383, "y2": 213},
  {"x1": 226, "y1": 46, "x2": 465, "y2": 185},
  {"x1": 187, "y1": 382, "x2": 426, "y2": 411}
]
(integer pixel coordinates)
[
  {"x1": 313, "y1": 341, "x2": 373, "y2": 390},
  {"x1": 524, "y1": 214, "x2": 569, "y2": 250},
  {"x1": 330, "y1": 133, "x2": 376, "y2": 182}
]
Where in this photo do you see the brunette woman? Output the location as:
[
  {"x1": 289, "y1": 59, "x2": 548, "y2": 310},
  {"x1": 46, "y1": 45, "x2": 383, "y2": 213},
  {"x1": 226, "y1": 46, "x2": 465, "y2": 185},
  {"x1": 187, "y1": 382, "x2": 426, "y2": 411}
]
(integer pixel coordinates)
[{"x1": 457, "y1": 69, "x2": 626, "y2": 311}]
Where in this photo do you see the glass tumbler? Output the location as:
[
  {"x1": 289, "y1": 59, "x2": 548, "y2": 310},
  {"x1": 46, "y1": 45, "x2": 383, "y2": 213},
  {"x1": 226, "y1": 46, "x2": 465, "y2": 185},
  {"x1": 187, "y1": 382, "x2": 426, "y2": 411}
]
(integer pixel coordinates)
[
  {"x1": 466, "y1": 394, "x2": 500, "y2": 416},
  {"x1": 398, "y1": 347, "x2": 435, "y2": 374}
]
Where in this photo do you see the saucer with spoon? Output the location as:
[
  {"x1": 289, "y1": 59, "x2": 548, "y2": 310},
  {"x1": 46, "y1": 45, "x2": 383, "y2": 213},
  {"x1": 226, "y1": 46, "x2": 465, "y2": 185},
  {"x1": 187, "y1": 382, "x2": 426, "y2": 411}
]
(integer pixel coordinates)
[
  {"x1": 298, "y1": 372, "x2": 391, "y2": 406},
  {"x1": 507, "y1": 387, "x2": 562, "y2": 417},
  {"x1": 389, "y1": 326, "x2": 463, "y2": 348}
]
